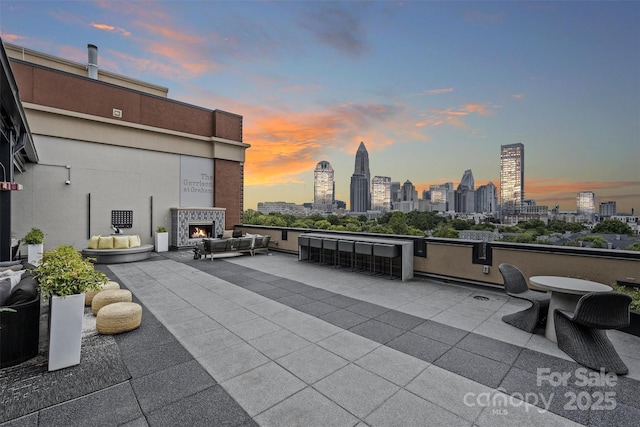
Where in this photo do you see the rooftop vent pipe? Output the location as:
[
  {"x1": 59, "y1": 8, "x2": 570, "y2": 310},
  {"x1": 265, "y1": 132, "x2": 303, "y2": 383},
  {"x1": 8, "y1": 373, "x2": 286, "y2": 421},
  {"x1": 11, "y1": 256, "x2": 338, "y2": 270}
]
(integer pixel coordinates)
[{"x1": 87, "y1": 44, "x2": 98, "y2": 79}]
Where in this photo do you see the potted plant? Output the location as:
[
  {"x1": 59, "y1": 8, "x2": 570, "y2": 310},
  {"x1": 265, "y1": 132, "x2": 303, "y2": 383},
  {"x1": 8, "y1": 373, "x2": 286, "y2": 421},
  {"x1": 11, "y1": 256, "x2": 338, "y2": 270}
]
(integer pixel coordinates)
[
  {"x1": 33, "y1": 245, "x2": 108, "y2": 371},
  {"x1": 155, "y1": 226, "x2": 169, "y2": 252},
  {"x1": 23, "y1": 227, "x2": 45, "y2": 266}
]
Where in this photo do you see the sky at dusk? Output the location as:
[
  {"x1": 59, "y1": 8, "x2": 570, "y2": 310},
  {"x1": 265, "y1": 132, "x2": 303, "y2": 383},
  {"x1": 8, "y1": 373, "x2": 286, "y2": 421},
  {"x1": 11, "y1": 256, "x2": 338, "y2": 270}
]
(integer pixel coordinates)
[{"x1": 1, "y1": 1, "x2": 639, "y2": 213}]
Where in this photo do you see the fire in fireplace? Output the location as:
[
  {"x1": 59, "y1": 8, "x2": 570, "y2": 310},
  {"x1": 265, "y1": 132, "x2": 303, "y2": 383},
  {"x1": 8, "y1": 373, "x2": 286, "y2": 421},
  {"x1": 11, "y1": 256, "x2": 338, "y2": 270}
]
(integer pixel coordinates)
[{"x1": 189, "y1": 223, "x2": 214, "y2": 239}]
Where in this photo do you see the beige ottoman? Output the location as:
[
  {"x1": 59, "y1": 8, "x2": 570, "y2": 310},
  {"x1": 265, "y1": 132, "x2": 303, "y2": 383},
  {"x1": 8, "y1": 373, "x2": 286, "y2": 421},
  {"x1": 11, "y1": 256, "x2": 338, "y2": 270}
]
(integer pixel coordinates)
[
  {"x1": 96, "y1": 302, "x2": 142, "y2": 334},
  {"x1": 91, "y1": 289, "x2": 132, "y2": 315},
  {"x1": 85, "y1": 281, "x2": 121, "y2": 306}
]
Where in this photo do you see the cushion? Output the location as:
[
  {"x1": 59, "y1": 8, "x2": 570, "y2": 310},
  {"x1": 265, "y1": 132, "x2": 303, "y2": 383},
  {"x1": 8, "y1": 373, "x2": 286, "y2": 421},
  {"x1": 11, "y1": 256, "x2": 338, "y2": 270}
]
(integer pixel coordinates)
[
  {"x1": 0, "y1": 260, "x2": 21, "y2": 267},
  {"x1": 129, "y1": 235, "x2": 141, "y2": 248},
  {"x1": 8, "y1": 270, "x2": 26, "y2": 290},
  {"x1": 4, "y1": 275, "x2": 38, "y2": 306},
  {"x1": 98, "y1": 236, "x2": 114, "y2": 249},
  {"x1": 232, "y1": 230, "x2": 243, "y2": 238},
  {"x1": 222, "y1": 230, "x2": 233, "y2": 239},
  {"x1": 113, "y1": 235, "x2": 130, "y2": 249},
  {"x1": 0, "y1": 278, "x2": 11, "y2": 307},
  {"x1": 0, "y1": 264, "x2": 24, "y2": 273},
  {"x1": 88, "y1": 235, "x2": 101, "y2": 249},
  {"x1": 0, "y1": 269, "x2": 25, "y2": 290}
]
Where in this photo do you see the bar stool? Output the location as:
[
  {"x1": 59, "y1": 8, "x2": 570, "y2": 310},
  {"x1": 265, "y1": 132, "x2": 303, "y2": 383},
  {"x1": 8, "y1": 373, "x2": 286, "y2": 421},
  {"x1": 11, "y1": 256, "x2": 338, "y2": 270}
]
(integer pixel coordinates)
[
  {"x1": 322, "y1": 239, "x2": 338, "y2": 267},
  {"x1": 309, "y1": 237, "x2": 323, "y2": 263},
  {"x1": 338, "y1": 240, "x2": 355, "y2": 270},
  {"x1": 298, "y1": 235, "x2": 310, "y2": 261},
  {"x1": 373, "y1": 243, "x2": 402, "y2": 279},
  {"x1": 355, "y1": 241, "x2": 374, "y2": 275}
]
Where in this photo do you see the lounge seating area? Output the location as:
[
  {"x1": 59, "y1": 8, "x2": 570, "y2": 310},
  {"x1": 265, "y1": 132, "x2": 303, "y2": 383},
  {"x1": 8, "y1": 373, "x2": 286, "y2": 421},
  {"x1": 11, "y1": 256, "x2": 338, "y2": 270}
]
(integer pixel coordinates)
[
  {"x1": 498, "y1": 262, "x2": 633, "y2": 375},
  {"x1": 81, "y1": 235, "x2": 154, "y2": 264},
  {"x1": 199, "y1": 233, "x2": 271, "y2": 260}
]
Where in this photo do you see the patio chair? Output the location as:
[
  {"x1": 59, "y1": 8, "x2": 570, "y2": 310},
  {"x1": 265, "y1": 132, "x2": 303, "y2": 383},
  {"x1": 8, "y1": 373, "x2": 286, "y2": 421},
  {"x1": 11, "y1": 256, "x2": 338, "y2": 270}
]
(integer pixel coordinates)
[
  {"x1": 554, "y1": 291, "x2": 631, "y2": 375},
  {"x1": 499, "y1": 263, "x2": 550, "y2": 333}
]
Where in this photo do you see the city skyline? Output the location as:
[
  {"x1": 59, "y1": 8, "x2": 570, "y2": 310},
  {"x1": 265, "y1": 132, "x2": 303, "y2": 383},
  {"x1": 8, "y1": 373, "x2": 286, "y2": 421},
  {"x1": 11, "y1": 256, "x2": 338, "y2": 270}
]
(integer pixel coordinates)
[{"x1": 1, "y1": 1, "x2": 638, "y2": 213}]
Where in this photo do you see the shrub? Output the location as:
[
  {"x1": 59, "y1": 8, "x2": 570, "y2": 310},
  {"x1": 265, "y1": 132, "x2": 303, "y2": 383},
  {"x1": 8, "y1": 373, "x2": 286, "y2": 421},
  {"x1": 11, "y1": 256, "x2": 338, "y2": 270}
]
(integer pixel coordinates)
[
  {"x1": 34, "y1": 245, "x2": 108, "y2": 300},
  {"x1": 23, "y1": 227, "x2": 45, "y2": 245}
]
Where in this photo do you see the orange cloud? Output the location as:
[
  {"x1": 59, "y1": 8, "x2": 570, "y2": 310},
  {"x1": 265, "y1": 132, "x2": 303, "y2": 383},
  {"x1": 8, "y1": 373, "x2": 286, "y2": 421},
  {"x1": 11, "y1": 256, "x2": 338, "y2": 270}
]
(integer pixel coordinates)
[
  {"x1": 416, "y1": 103, "x2": 493, "y2": 129},
  {"x1": 1, "y1": 33, "x2": 23, "y2": 42},
  {"x1": 239, "y1": 102, "x2": 413, "y2": 187},
  {"x1": 133, "y1": 21, "x2": 203, "y2": 44},
  {"x1": 91, "y1": 23, "x2": 131, "y2": 37}
]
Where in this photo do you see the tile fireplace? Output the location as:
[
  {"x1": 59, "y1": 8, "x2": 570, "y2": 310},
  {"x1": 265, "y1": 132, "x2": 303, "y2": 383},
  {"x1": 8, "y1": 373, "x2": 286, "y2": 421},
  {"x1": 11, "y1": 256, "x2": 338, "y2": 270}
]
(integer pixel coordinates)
[{"x1": 170, "y1": 207, "x2": 225, "y2": 249}]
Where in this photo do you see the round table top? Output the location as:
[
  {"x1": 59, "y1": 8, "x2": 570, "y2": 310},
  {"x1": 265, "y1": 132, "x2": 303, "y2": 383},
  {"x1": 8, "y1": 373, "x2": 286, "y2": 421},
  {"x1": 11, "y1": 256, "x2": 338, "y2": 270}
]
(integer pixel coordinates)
[{"x1": 529, "y1": 276, "x2": 612, "y2": 295}]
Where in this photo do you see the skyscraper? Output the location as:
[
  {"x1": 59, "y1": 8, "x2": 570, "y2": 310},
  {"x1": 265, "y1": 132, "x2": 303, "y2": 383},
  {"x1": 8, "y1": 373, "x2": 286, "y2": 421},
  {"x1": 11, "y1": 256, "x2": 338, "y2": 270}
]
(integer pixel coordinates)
[
  {"x1": 456, "y1": 169, "x2": 475, "y2": 213},
  {"x1": 577, "y1": 191, "x2": 595, "y2": 221},
  {"x1": 500, "y1": 143, "x2": 525, "y2": 215},
  {"x1": 459, "y1": 169, "x2": 475, "y2": 190},
  {"x1": 350, "y1": 141, "x2": 371, "y2": 212},
  {"x1": 476, "y1": 182, "x2": 498, "y2": 214},
  {"x1": 371, "y1": 176, "x2": 391, "y2": 212},
  {"x1": 313, "y1": 160, "x2": 334, "y2": 213}
]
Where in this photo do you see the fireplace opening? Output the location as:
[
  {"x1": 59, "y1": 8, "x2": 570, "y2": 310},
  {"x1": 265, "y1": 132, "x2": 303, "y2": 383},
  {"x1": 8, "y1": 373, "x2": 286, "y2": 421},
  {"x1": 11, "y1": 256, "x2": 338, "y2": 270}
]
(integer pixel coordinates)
[{"x1": 189, "y1": 222, "x2": 214, "y2": 239}]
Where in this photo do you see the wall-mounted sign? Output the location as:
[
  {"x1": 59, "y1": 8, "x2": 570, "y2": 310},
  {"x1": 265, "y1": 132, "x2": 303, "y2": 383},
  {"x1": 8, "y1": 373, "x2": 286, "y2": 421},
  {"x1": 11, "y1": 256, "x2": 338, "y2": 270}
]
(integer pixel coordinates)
[{"x1": 180, "y1": 156, "x2": 213, "y2": 207}]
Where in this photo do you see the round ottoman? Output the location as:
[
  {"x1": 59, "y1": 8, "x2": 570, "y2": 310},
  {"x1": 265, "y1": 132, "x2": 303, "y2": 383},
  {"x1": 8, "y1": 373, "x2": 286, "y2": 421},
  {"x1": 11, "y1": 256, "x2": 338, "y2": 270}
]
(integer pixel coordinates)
[
  {"x1": 96, "y1": 302, "x2": 142, "y2": 334},
  {"x1": 91, "y1": 289, "x2": 132, "y2": 315},
  {"x1": 85, "y1": 281, "x2": 120, "y2": 306}
]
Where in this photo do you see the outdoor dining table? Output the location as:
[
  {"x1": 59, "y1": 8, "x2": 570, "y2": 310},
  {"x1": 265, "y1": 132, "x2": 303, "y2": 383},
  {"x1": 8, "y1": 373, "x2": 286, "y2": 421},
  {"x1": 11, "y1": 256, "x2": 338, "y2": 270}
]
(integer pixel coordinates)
[{"x1": 529, "y1": 276, "x2": 612, "y2": 343}]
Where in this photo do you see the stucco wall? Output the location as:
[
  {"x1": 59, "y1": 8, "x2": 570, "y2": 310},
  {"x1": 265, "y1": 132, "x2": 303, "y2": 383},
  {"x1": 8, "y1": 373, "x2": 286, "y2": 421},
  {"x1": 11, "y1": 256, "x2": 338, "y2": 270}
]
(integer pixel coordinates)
[{"x1": 12, "y1": 136, "x2": 179, "y2": 250}]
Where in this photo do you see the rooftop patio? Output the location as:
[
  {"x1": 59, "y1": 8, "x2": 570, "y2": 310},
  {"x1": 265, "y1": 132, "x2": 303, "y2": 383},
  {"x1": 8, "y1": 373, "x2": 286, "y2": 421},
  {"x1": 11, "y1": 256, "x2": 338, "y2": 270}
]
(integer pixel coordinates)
[{"x1": 1, "y1": 250, "x2": 639, "y2": 426}]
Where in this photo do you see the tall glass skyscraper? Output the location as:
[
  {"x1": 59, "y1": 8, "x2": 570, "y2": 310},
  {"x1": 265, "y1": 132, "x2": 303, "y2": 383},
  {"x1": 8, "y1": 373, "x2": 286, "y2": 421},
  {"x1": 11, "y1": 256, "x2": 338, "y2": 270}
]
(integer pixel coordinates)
[
  {"x1": 371, "y1": 176, "x2": 391, "y2": 212},
  {"x1": 459, "y1": 169, "x2": 475, "y2": 190},
  {"x1": 577, "y1": 191, "x2": 595, "y2": 221},
  {"x1": 313, "y1": 160, "x2": 334, "y2": 212},
  {"x1": 500, "y1": 143, "x2": 525, "y2": 215},
  {"x1": 350, "y1": 141, "x2": 371, "y2": 212}
]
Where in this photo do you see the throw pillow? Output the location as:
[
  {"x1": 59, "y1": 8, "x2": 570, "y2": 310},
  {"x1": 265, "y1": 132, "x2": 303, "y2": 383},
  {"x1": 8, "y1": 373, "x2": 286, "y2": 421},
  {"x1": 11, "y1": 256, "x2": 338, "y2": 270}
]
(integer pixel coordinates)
[
  {"x1": 11, "y1": 270, "x2": 26, "y2": 290},
  {"x1": 4, "y1": 275, "x2": 38, "y2": 306},
  {"x1": 222, "y1": 230, "x2": 233, "y2": 239},
  {"x1": 113, "y1": 235, "x2": 130, "y2": 249},
  {"x1": 232, "y1": 230, "x2": 243, "y2": 238},
  {"x1": 0, "y1": 278, "x2": 11, "y2": 307},
  {"x1": 98, "y1": 236, "x2": 114, "y2": 249},
  {"x1": 0, "y1": 260, "x2": 21, "y2": 267},
  {"x1": 0, "y1": 264, "x2": 24, "y2": 273},
  {"x1": 129, "y1": 235, "x2": 141, "y2": 248},
  {"x1": 88, "y1": 235, "x2": 101, "y2": 249}
]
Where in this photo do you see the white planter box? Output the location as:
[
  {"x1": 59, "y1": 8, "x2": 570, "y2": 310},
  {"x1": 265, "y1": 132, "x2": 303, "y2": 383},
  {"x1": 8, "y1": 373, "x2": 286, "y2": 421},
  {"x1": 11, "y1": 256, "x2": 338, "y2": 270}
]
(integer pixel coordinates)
[
  {"x1": 155, "y1": 232, "x2": 169, "y2": 252},
  {"x1": 48, "y1": 293, "x2": 85, "y2": 371},
  {"x1": 27, "y1": 243, "x2": 43, "y2": 266}
]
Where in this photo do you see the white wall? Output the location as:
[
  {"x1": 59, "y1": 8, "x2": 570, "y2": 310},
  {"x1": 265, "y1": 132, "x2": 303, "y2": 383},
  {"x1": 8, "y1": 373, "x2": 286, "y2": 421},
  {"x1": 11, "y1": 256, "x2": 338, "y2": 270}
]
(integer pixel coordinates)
[{"x1": 12, "y1": 135, "x2": 180, "y2": 250}]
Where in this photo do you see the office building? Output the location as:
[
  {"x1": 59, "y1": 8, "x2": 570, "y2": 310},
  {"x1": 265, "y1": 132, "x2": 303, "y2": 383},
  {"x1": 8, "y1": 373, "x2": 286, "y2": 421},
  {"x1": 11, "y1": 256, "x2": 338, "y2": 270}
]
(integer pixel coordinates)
[
  {"x1": 475, "y1": 182, "x2": 498, "y2": 214},
  {"x1": 350, "y1": 141, "x2": 370, "y2": 212},
  {"x1": 577, "y1": 191, "x2": 596, "y2": 221},
  {"x1": 390, "y1": 181, "x2": 401, "y2": 210},
  {"x1": 599, "y1": 201, "x2": 616, "y2": 218},
  {"x1": 313, "y1": 160, "x2": 334, "y2": 213},
  {"x1": 500, "y1": 143, "x2": 525, "y2": 215},
  {"x1": 396, "y1": 179, "x2": 418, "y2": 213},
  {"x1": 455, "y1": 169, "x2": 475, "y2": 213},
  {"x1": 459, "y1": 169, "x2": 475, "y2": 190},
  {"x1": 371, "y1": 176, "x2": 391, "y2": 212}
]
